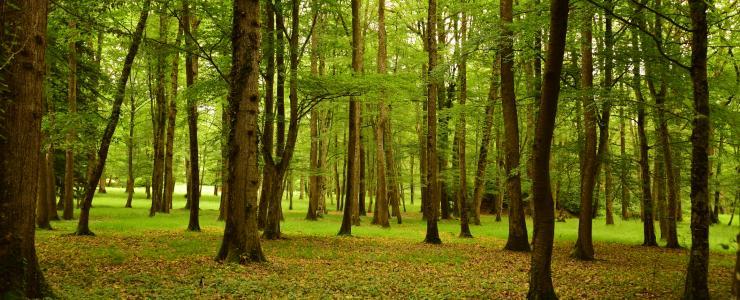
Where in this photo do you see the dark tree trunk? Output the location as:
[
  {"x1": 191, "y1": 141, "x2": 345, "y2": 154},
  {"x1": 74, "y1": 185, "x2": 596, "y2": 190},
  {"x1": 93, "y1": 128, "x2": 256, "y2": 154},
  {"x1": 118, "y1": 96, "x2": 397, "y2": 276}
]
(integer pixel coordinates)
[
  {"x1": 630, "y1": 19, "x2": 658, "y2": 246},
  {"x1": 423, "y1": 0, "x2": 441, "y2": 244},
  {"x1": 63, "y1": 20, "x2": 77, "y2": 221},
  {"x1": 216, "y1": 0, "x2": 265, "y2": 264},
  {"x1": 37, "y1": 137, "x2": 52, "y2": 230},
  {"x1": 76, "y1": 0, "x2": 151, "y2": 236},
  {"x1": 684, "y1": 0, "x2": 710, "y2": 298},
  {"x1": 126, "y1": 94, "x2": 135, "y2": 208},
  {"x1": 527, "y1": 0, "x2": 569, "y2": 297},
  {"x1": 164, "y1": 23, "x2": 183, "y2": 213},
  {"x1": 373, "y1": 0, "x2": 390, "y2": 228},
  {"x1": 339, "y1": 0, "x2": 363, "y2": 236},
  {"x1": 574, "y1": 4, "x2": 596, "y2": 261},
  {"x1": 472, "y1": 58, "x2": 498, "y2": 225},
  {"x1": 184, "y1": 0, "x2": 200, "y2": 231},
  {"x1": 457, "y1": 11, "x2": 472, "y2": 238},
  {"x1": 150, "y1": 12, "x2": 168, "y2": 216},
  {"x1": 0, "y1": 0, "x2": 52, "y2": 296},
  {"x1": 500, "y1": 0, "x2": 529, "y2": 252}
]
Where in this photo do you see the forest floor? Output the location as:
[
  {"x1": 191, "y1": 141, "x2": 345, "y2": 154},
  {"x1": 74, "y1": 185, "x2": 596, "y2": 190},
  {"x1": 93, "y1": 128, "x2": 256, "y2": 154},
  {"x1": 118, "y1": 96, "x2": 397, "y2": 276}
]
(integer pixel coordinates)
[{"x1": 38, "y1": 188, "x2": 736, "y2": 299}]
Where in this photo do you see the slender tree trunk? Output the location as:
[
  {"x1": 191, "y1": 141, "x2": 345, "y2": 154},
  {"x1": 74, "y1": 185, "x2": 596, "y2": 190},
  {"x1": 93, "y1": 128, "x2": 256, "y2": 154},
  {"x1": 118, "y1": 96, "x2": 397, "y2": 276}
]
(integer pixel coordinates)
[
  {"x1": 76, "y1": 0, "x2": 152, "y2": 235},
  {"x1": 63, "y1": 20, "x2": 77, "y2": 221},
  {"x1": 423, "y1": 0, "x2": 441, "y2": 244},
  {"x1": 126, "y1": 94, "x2": 135, "y2": 208},
  {"x1": 527, "y1": 0, "x2": 569, "y2": 297},
  {"x1": 37, "y1": 137, "x2": 52, "y2": 230},
  {"x1": 472, "y1": 58, "x2": 498, "y2": 226},
  {"x1": 619, "y1": 107, "x2": 630, "y2": 219},
  {"x1": 216, "y1": 0, "x2": 265, "y2": 263},
  {"x1": 164, "y1": 23, "x2": 183, "y2": 214},
  {"x1": 500, "y1": 0, "x2": 529, "y2": 252},
  {"x1": 631, "y1": 22, "x2": 658, "y2": 246},
  {"x1": 574, "y1": 4, "x2": 596, "y2": 260},
  {"x1": 374, "y1": 0, "x2": 390, "y2": 228},
  {"x1": 184, "y1": 0, "x2": 200, "y2": 231},
  {"x1": 457, "y1": 11, "x2": 472, "y2": 238},
  {"x1": 339, "y1": 0, "x2": 363, "y2": 236}
]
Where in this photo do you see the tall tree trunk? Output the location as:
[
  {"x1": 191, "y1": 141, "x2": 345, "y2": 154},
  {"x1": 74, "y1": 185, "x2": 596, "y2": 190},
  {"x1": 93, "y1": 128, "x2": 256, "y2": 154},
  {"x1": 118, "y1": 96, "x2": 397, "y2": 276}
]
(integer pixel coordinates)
[
  {"x1": 457, "y1": 11, "x2": 472, "y2": 238},
  {"x1": 423, "y1": 0, "x2": 441, "y2": 244},
  {"x1": 631, "y1": 21, "x2": 658, "y2": 246},
  {"x1": 63, "y1": 20, "x2": 77, "y2": 221},
  {"x1": 500, "y1": 0, "x2": 529, "y2": 252},
  {"x1": 574, "y1": 4, "x2": 596, "y2": 260},
  {"x1": 164, "y1": 23, "x2": 183, "y2": 213},
  {"x1": 307, "y1": 21, "x2": 320, "y2": 218},
  {"x1": 527, "y1": 0, "x2": 569, "y2": 297},
  {"x1": 216, "y1": 0, "x2": 265, "y2": 263},
  {"x1": 184, "y1": 0, "x2": 200, "y2": 231},
  {"x1": 0, "y1": 0, "x2": 51, "y2": 296},
  {"x1": 76, "y1": 0, "x2": 151, "y2": 235},
  {"x1": 712, "y1": 133, "x2": 723, "y2": 223},
  {"x1": 126, "y1": 94, "x2": 135, "y2": 208},
  {"x1": 37, "y1": 136, "x2": 52, "y2": 230},
  {"x1": 339, "y1": 0, "x2": 362, "y2": 236},
  {"x1": 374, "y1": 0, "x2": 390, "y2": 228},
  {"x1": 150, "y1": 13, "x2": 169, "y2": 216},
  {"x1": 684, "y1": 0, "x2": 710, "y2": 297},
  {"x1": 603, "y1": 0, "x2": 615, "y2": 226},
  {"x1": 619, "y1": 107, "x2": 630, "y2": 219},
  {"x1": 472, "y1": 59, "x2": 498, "y2": 225}
]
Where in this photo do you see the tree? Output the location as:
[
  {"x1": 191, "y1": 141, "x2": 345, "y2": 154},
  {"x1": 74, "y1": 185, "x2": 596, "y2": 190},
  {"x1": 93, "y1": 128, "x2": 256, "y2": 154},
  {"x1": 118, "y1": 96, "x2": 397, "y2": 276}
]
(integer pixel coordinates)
[
  {"x1": 339, "y1": 0, "x2": 363, "y2": 236},
  {"x1": 528, "y1": 0, "x2": 569, "y2": 297},
  {"x1": 149, "y1": 11, "x2": 168, "y2": 217},
  {"x1": 183, "y1": 0, "x2": 201, "y2": 232},
  {"x1": 63, "y1": 19, "x2": 77, "y2": 221},
  {"x1": 374, "y1": 0, "x2": 390, "y2": 228},
  {"x1": 424, "y1": 0, "x2": 441, "y2": 244},
  {"x1": 216, "y1": 0, "x2": 266, "y2": 263},
  {"x1": 0, "y1": 0, "x2": 52, "y2": 296},
  {"x1": 75, "y1": 0, "x2": 152, "y2": 236},
  {"x1": 683, "y1": 0, "x2": 711, "y2": 297},
  {"x1": 164, "y1": 23, "x2": 183, "y2": 211},
  {"x1": 500, "y1": 0, "x2": 529, "y2": 252},
  {"x1": 574, "y1": 4, "x2": 596, "y2": 260},
  {"x1": 457, "y1": 11, "x2": 472, "y2": 238}
]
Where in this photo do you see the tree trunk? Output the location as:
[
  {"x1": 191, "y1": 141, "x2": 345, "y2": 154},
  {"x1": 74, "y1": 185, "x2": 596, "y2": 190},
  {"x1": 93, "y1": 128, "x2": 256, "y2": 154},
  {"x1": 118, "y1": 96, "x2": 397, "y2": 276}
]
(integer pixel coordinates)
[
  {"x1": 527, "y1": 0, "x2": 568, "y2": 297},
  {"x1": 184, "y1": 0, "x2": 200, "y2": 231},
  {"x1": 619, "y1": 107, "x2": 630, "y2": 219},
  {"x1": 574, "y1": 4, "x2": 596, "y2": 260},
  {"x1": 150, "y1": 12, "x2": 168, "y2": 216},
  {"x1": 423, "y1": 0, "x2": 441, "y2": 244},
  {"x1": 631, "y1": 20, "x2": 658, "y2": 246},
  {"x1": 339, "y1": 0, "x2": 363, "y2": 236},
  {"x1": 457, "y1": 11, "x2": 472, "y2": 238},
  {"x1": 76, "y1": 0, "x2": 151, "y2": 235},
  {"x1": 164, "y1": 23, "x2": 183, "y2": 214},
  {"x1": 126, "y1": 94, "x2": 135, "y2": 208},
  {"x1": 374, "y1": 0, "x2": 390, "y2": 228},
  {"x1": 37, "y1": 137, "x2": 52, "y2": 230},
  {"x1": 500, "y1": 0, "x2": 529, "y2": 252},
  {"x1": 684, "y1": 0, "x2": 710, "y2": 297},
  {"x1": 63, "y1": 20, "x2": 77, "y2": 221},
  {"x1": 216, "y1": 0, "x2": 265, "y2": 264},
  {"x1": 0, "y1": 0, "x2": 52, "y2": 295},
  {"x1": 472, "y1": 59, "x2": 498, "y2": 226}
]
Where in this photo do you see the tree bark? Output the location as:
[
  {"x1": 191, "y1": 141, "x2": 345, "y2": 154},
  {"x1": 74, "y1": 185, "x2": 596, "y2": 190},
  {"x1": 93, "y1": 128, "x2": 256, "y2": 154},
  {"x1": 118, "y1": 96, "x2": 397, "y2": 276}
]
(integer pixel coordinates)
[
  {"x1": 184, "y1": 0, "x2": 200, "y2": 231},
  {"x1": 164, "y1": 23, "x2": 183, "y2": 213},
  {"x1": 374, "y1": 0, "x2": 390, "y2": 228},
  {"x1": 63, "y1": 20, "x2": 77, "y2": 221},
  {"x1": 684, "y1": 0, "x2": 710, "y2": 297},
  {"x1": 574, "y1": 4, "x2": 596, "y2": 260},
  {"x1": 457, "y1": 11, "x2": 472, "y2": 238},
  {"x1": 527, "y1": 0, "x2": 569, "y2": 297},
  {"x1": 150, "y1": 12, "x2": 168, "y2": 216},
  {"x1": 216, "y1": 0, "x2": 266, "y2": 264},
  {"x1": 423, "y1": 0, "x2": 441, "y2": 244},
  {"x1": 0, "y1": 0, "x2": 52, "y2": 296},
  {"x1": 76, "y1": 0, "x2": 151, "y2": 235},
  {"x1": 500, "y1": 0, "x2": 529, "y2": 252},
  {"x1": 472, "y1": 58, "x2": 498, "y2": 225},
  {"x1": 339, "y1": 0, "x2": 363, "y2": 236}
]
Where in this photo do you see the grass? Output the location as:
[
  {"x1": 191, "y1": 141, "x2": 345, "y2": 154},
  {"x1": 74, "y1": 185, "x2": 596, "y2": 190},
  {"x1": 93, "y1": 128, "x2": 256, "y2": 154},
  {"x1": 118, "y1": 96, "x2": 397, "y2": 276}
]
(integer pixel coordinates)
[{"x1": 36, "y1": 187, "x2": 737, "y2": 298}]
